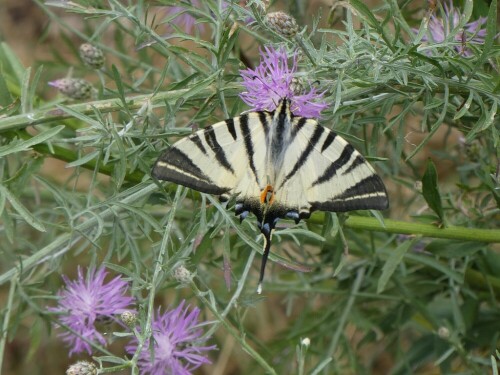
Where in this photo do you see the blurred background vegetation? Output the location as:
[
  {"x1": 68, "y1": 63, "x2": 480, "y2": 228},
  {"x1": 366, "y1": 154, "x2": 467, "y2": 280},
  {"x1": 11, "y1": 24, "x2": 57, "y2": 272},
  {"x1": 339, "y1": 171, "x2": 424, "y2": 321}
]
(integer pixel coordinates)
[{"x1": 0, "y1": 0, "x2": 499, "y2": 374}]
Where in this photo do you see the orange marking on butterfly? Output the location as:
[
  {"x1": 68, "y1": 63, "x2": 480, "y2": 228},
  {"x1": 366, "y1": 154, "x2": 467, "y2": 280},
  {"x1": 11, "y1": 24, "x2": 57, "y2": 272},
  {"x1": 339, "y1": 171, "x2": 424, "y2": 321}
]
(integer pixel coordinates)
[{"x1": 260, "y1": 185, "x2": 275, "y2": 205}]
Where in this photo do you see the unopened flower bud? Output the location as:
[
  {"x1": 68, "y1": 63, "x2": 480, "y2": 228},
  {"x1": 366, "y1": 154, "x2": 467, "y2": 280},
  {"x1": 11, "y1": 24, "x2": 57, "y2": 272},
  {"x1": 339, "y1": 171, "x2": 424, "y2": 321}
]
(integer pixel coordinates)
[
  {"x1": 66, "y1": 360, "x2": 97, "y2": 375},
  {"x1": 48, "y1": 78, "x2": 95, "y2": 100},
  {"x1": 79, "y1": 43, "x2": 105, "y2": 69},
  {"x1": 120, "y1": 310, "x2": 137, "y2": 327},
  {"x1": 265, "y1": 11, "x2": 299, "y2": 38},
  {"x1": 172, "y1": 265, "x2": 192, "y2": 284}
]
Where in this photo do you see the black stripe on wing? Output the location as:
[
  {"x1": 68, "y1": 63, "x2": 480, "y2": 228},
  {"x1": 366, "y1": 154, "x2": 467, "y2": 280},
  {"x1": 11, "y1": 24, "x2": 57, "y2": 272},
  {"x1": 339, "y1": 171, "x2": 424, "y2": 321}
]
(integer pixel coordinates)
[
  {"x1": 152, "y1": 147, "x2": 230, "y2": 195},
  {"x1": 257, "y1": 112, "x2": 270, "y2": 139},
  {"x1": 240, "y1": 114, "x2": 263, "y2": 187},
  {"x1": 342, "y1": 155, "x2": 365, "y2": 175},
  {"x1": 225, "y1": 118, "x2": 237, "y2": 140},
  {"x1": 278, "y1": 124, "x2": 324, "y2": 189},
  {"x1": 291, "y1": 117, "x2": 308, "y2": 139},
  {"x1": 204, "y1": 126, "x2": 235, "y2": 174},
  {"x1": 190, "y1": 133, "x2": 208, "y2": 155},
  {"x1": 320, "y1": 131, "x2": 337, "y2": 153},
  {"x1": 312, "y1": 144, "x2": 355, "y2": 187},
  {"x1": 311, "y1": 174, "x2": 389, "y2": 212}
]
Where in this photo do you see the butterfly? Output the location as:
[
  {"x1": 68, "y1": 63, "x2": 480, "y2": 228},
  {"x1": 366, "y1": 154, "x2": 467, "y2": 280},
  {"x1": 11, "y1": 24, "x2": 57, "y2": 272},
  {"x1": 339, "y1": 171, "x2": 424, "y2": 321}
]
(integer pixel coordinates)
[{"x1": 152, "y1": 98, "x2": 388, "y2": 293}]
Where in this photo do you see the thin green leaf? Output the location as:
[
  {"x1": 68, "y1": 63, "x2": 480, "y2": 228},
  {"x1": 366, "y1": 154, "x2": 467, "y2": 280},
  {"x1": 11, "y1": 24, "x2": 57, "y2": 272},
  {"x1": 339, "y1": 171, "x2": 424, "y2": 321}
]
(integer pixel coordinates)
[
  {"x1": 28, "y1": 65, "x2": 44, "y2": 112},
  {"x1": 20, "y1": 67, "x2": 31, "y2": 114},
  {"x1": 377, "y1": 238, "x2": 416, "y2": 293},
  {"x1": 406, "y1": 252, "x2": 464, "y2": 283},
  {"x1": 421, "y1": 159, "x2": 445, "y2": 223},
  {"x1": 0, "y1": 67, "x2": 13, "y2": 106},
  {"x1": 453, "y1": 90, "x2": 474, "y2": 120},
  {"x1": 465, "y1": 0, "x2": 497, "y2": 84},
  {"x1": 65, "y1": 150, "x2": 100, "y2": 168},
  {"x1": 0, "y1": 42, "x2": 25, "y2": 83},
  {"x1": 0, "y1": 184, "x2": 46, "y2": 232},
  {"x1": 111, "y1": 64, "x2": 128, "y2": 111},
  {"x1": 0, "y1": 125, "x2": 65, "y2": 157}
]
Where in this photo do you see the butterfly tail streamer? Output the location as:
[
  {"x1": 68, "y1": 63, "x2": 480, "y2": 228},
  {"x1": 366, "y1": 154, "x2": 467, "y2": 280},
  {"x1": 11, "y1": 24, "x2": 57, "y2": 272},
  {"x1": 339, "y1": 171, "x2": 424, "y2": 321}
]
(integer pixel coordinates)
[{"x1": 257, "y1": 221, "x2": 274, "y2": 294}]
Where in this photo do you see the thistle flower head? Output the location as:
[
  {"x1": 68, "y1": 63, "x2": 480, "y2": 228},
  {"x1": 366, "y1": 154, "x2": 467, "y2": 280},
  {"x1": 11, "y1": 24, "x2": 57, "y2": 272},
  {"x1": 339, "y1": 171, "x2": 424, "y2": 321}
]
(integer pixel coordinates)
[
  {"x1": 265, "y1": 11, "x2": 299, "y2": 38},
  {"x1": 48, "y1": 78, "x2": 95, "y2": 100},
  {"x1": 239, "y1": 46, "x2": 327, "y2": 118},
  {"x1": 421, "y1": 1, "x2": 487, "y2": 56},
  {"x1": 49, "y1": 267, "x2": 134, "y2": 355},
  {"x1": 120, "y1": 310, "x2": 137, "y2": 327},
  {"x1": 126, "y1": 301, "x2": 216, "y2": 375},
  {"x1": 66, "y1": 360, "x2": 98, "y2": 375},
  {"x1": 172, "y1": 264, "x2": 192, "y2": 284},
  {"x1": 79, "y1": 43, "x2": 105, "y2": 69}
]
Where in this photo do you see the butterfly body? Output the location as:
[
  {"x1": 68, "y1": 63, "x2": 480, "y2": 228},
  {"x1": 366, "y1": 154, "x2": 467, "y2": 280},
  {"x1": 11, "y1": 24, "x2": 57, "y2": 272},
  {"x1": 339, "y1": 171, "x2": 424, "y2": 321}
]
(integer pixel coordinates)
[{"x1": 152, "y1": 99, "x2": 388, "y2": 292}]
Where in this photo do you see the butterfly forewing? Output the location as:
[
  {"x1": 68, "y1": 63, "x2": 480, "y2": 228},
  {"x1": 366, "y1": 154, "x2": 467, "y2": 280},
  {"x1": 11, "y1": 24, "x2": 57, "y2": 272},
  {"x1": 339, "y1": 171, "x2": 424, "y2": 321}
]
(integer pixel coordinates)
[{"x1": 152, "y1": 112, "x2": 270, "y2": 201}]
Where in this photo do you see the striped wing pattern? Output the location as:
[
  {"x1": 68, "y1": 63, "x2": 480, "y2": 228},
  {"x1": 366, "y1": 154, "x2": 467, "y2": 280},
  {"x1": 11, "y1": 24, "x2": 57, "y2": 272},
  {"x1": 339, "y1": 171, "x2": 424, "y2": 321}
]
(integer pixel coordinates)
[
  {"x1": 152, "y1": 112, "x2": 270, "y2": 199},
  {"x1": 152, "y1": 99, "x2": 388, "y2": 292},
  {"x1": 274, "y1": 117, "x2": 388, "y2": 218}
]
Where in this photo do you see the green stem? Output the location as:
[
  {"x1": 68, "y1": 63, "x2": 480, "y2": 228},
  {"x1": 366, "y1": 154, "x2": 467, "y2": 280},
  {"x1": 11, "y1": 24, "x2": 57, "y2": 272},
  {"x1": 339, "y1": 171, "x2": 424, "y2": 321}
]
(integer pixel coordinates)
[
  {"x1": 325, "y1": 267, "x2": 365, "y2": 369},
  {"x1": 0, "y1": 84, "x2": 241, "y2": 133},
  {"x1": 0, "y1": 279, "x2": 16, "y2": 373},
  {"x1": 29, "y1": 138, "x2": 145, "y2": 184},
  {"x1": 129, "y1": 187, "x2": 182, "y2": 370},
  {"x1": 342, "y1": 216, "x2": 500, "y2": 243},
  {"x1": 191, "y1": 282, "x2": 277, "y2": 375}
]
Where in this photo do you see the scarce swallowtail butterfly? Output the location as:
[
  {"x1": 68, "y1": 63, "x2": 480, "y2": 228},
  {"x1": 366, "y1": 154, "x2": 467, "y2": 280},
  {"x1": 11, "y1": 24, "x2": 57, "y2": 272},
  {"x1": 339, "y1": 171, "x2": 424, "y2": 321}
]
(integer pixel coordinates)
[{"x1": 152, "y1": 98, "x2": 388, "y2": 293}]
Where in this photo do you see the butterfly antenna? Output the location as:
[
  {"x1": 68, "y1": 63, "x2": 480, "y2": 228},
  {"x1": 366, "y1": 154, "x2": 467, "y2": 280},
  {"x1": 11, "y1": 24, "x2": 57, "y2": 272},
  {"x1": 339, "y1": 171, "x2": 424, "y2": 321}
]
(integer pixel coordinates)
[{"x1": 257, "y1": 222, "x2": 273, "y2": 294}]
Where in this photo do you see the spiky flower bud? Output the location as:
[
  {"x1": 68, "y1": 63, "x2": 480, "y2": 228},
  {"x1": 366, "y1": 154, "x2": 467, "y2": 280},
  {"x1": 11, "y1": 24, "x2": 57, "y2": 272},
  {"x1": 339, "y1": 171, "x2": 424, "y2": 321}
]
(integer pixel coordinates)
[
  {"x1": 172, "y1": 265, "x2": 192, "y2": 284},
  {"x1": 79, "y1": 43, "x2": 105, "y2": 69},
  {"x1": 48, "y1": 78, "x2": 95, "y2": 100},
  {"x1": 66, "y1": 360, "x2": 97, "y2": 375},
  {"x1": 265, "y1": 11, "x2": 299, "y2": 38},
  {"x1": 120, "y1": 310, "x2": 137, "y2": 327}
]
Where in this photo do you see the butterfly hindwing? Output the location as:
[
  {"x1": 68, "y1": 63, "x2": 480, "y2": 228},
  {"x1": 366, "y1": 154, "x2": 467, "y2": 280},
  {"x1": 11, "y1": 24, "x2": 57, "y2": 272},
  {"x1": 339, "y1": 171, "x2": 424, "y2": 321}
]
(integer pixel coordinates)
[{"x1": 272, "y1": 117, "x2": 388, "y2": 218}]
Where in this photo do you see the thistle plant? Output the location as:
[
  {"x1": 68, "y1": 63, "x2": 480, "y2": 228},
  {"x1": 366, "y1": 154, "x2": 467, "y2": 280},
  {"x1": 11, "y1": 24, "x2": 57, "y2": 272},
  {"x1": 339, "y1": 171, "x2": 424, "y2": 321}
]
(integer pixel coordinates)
[
  {"x1": 49, "y1": 267, "x2": 134, "y2": 355},
  {"x1": 0, "y1": 1, "x2": 499, "y2": 374},
  {"x1": 126, "y1": 301, "x2": 216, "y2": 375}
]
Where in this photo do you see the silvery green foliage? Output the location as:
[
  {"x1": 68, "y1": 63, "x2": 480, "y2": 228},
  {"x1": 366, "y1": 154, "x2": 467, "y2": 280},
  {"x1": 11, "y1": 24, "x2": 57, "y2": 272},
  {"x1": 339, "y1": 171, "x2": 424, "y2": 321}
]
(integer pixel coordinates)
[{"x1": 0, "y1": 0, "x2": 498, "y2": 374}]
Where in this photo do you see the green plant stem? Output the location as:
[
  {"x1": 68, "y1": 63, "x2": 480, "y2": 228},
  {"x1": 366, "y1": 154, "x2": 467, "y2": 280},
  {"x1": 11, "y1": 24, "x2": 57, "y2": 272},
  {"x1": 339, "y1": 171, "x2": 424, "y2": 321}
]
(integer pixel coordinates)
[
  {"x1": 0, "y1": 80, "x2": 486, "y2": 134},
  {"x1": 30, "y1": 139, "x2": 145, "y2": 184},
  {"x1": 0, "y1": 279, "x2": 16, "y2": 373},
  {"x1": 0, "y1": 83, "x2": 241, "y2": 133},
  {"x1": 191, "y1": 282, "x2": 277, "y2": 375},
  {"x1": 342, "y1": 216, "x2": 500, "y2": 243},
  {"x1": 325, "y1": 267, "x2": 365, "y2": 369},
  {"x1": 130, "y1": 186, "x2": 182, "y2": 370}
]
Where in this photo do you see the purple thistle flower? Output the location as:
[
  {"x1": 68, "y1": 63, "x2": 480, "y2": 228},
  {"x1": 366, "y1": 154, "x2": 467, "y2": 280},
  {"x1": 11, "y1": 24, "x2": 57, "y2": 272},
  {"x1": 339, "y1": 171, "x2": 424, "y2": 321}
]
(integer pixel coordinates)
[
  {"x1": 49, "y1": 267, "x2": 134, "y2": 356},
  {"x1": 420, "y1": 1, "x2": 487, "y2": 56},
  {"x1": 127, "y1": 301, "x2": 216, "y2": 375},
  {"x1": 239, "y1": 46, "x2": 327, "y2": 118}
]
